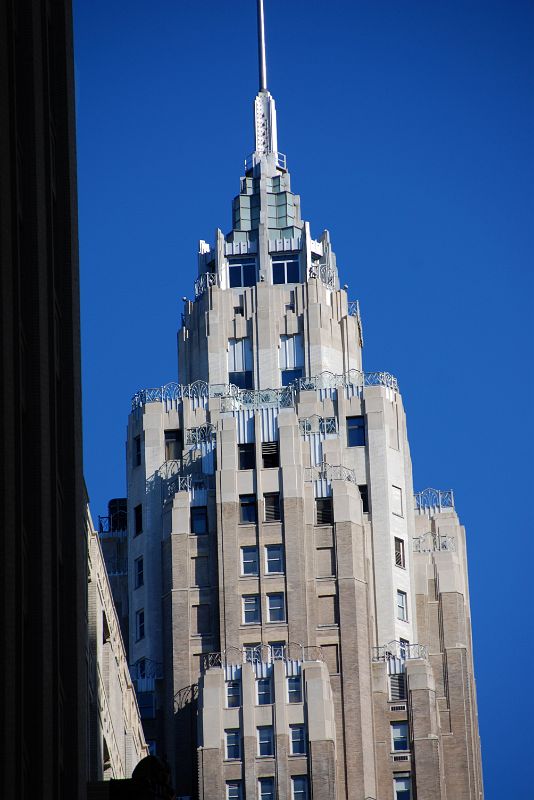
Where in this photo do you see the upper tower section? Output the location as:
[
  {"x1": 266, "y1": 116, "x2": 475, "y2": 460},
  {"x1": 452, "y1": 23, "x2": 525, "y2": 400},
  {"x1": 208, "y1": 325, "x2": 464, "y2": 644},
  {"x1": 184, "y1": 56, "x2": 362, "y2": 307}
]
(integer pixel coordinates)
[{"x1": 254, "y1": 0, "x2": 278, "y2": 158}]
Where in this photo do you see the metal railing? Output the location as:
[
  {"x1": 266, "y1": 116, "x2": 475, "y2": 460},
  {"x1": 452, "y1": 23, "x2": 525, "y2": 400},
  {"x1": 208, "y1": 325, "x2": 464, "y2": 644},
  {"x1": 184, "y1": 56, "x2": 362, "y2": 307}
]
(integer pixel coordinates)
[
  {"x1": 200, "y1": 642, "x2": 323, "y2": 672},
  {"x1": 299, "y1": 415, "x2": 337, "y2": 435},
  {"x1": 185, "y1": 424, "x2": 216, "y2": 445},
  {"x1": 132, "y1": 368, "x2": 399, "y2": 412},
  {"x1": 414, "y1": 488, "x2": 454, "y2": 512},
  {"x1": 130, "y1": 658, "x2": 163, "y2": 681},
  {"x1": 414, "y1": 532, "x2": 456, "y2": 553},
  {"x1": 244, "y1": 150, "x2": 287, "y2": 172},
  {"x1": 98, "y1": 515, "x2": 127, "y2": 536},
  {"x1": 194, "y1": 271, "x2": 218, "y2": 299},
  {"x1": 372, "y1": 641, "x2": 428, "y2": 662},
  {"x1": 305, "y1": 462, "x2": 357, "y2": 486}
]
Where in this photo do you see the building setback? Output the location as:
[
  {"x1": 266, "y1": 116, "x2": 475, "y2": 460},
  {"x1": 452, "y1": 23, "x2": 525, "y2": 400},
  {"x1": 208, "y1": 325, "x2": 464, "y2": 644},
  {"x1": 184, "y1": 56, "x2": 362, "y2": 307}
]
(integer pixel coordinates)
[{"x1": 125, "y1": 3, "x2": 483, "y2": 798}]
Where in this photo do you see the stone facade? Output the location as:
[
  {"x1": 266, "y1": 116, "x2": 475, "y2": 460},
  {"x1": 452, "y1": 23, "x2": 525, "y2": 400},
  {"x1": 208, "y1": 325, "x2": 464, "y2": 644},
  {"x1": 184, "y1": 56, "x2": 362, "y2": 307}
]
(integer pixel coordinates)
[
  {"x1": 87, "y1": 510, "x2": 149, "y2": 780},
  {"x1": 124, "y1": 5, "x2": 483, "y2": 799}
]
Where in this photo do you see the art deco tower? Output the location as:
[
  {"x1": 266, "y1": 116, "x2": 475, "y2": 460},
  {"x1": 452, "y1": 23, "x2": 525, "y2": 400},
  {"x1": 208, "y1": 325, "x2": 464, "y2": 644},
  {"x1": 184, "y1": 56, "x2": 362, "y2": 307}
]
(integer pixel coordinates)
[{"x1": 125, "y1": 3, "x2": 483, "y2": 798}]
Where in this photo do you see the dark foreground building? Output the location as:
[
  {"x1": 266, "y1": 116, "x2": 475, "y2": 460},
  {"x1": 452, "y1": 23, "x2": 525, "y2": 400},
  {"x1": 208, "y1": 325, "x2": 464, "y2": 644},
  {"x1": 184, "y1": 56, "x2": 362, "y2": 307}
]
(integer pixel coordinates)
[{"x1": 0, "y1": 1, "x2": 87, "y2": 797}]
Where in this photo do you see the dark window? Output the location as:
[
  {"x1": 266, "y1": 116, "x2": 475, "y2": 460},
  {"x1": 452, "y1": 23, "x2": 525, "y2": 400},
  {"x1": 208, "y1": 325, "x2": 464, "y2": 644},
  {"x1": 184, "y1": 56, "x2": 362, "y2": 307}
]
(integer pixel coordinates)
[
  {"x1": 191, "y1": 506, "x2": 208, "y2": 535},
  {"x1": 256, "y1": 677, "x2": 272, "y2": 705},
  {"x1": 358, "y1": 484, "x2": 369, "y2": 513},
  {"x1": 137, "y1": 691, "x2": 155, "y2": 719},
  {"x1": 316, "y1": 497, "x2": 333, "y2": 525},
  {"x1": 135, "y1": 609, "x2": 145, "y2": 641},
  {"x1": 287, "y1": 675, "x2": 302, "y2": 703},
  {"x1": 391, "y1": 722, "x2": 409, "y2": 751},
  {"x1": 272, "y1": 255, "x2": 300, "y2": 284},
  {"x1": 347, "y1": 416, "x2": 366, "y2": 447},
  {"x1": 395, "y1": 537, "x2": 406, "y2": 568},
  {"x1": 267, "y1": 593, "x2": 285, "y2": 622},
  {"x1": 225, "y1": 729, "x2": 241, "y2": 759},
  {"x1": 394, "y1": 774, "x2": 412, "y2": 800},
  {"x1": 238, "y1": 442, "x2": 255, "y2": 470},
  {"x1": 229, "y1": 257, "x2": 256, "y2": 288},
  {"x1": 264, "y1": 493, "x2": 281, "y2": 522},
  {"x1": 134, "y1": 504, "x2": 143, "y2": 536},
  {"x1": 229, "y1": 370, "x2": 254, "y2": 390},
  {"x1": 390, "y1": 673, "x2": 407, "y2": 701},
  {"x1": 290, "y1": 725, "x2": 306, "y2": 755},
  {"x1": 399, "y1": 638, "x2": 410, "y2": 659},
  {"x1": 227, "y1": 681, "x2": 241, "y2": 709},
  {"x1": 133, "y1": 435, "x2": 141, "y2": 467},
  {"x1": 165, "y1": 429, "x2": 182, "y2": 461},
  {"x1": 265, "y1": 544, "x2": 284, "y2": 573},
  {"x1": 135, "y1": 556, "x2": 144, "y2": 589},
  {"x1": 257, "y1": 726, "x2": 274, "y2": 757},
  {"x1": 241, "y1": 546, "x2": 258, "y2": 575},
  {"x1": 281, "y1": 367, "x2": 302, "y2": 386},
  {"x1": 262, "y1": 441, "x2": 279, "y2": 468},
  {"x1": 240, "y1": 494, "x2": 257, "y2": 524}
]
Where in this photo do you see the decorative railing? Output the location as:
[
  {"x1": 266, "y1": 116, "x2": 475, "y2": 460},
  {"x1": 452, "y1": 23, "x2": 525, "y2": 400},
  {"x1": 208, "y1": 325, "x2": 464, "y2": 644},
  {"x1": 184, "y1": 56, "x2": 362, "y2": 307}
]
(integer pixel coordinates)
[
  {"x1": 297, "y1": 369, "x2": 398, "y2": 393},
  {"x1": 348, "y1": 299, "x2": 364, "y2": 346},
  {"x1": 299, "y1": 415, "x2": 337, "y2": 435},
  {"x1": 414, "y1": 532, "x2": 456, "y2": 553},
  {"x1": 372, "y1": 641, "x2": 428, "y2": 662},
  {"x1": 174, "y1": 683, "x2": 198, "y2": 713},
  {"x1": 308, "y1": 262, "x2": 336, "y2": 289},
  {"x1": 220, "y1": 385, "x2": 294, "y2": 412},
  {"x1": 305, "y1": 462, "x2": 357, "y2": 485},
  {"x1": 132, "y1": 369, "x2": 399, "y2": 412},
  {"x1": 186, "y1": 424, "x2": 217, "y2": 445},
  {"x1": 194, "y1": 271, "x2": 218, "y2": 299},
  {"x1": 200, "y1": 642, "x2": 323, "y2": 672},
  {"x1": 414, "y1": 488, "x2": 454, "y2": 512},
  {"x1": 244, "y1": 150, "x2": 287, "y2": 172},
  {"x1": 130, "y1": 658, "x2": 164, "y2": 681},
  {"x1": 98, "y1": 515, "x2": 127, "y2": 536}
]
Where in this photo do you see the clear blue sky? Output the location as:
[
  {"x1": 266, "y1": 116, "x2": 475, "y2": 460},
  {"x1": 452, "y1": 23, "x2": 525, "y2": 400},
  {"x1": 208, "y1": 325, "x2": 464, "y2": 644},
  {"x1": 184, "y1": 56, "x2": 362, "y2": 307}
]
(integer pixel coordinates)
[{"x1": 73, "y1": 1, "x2": 533, "y2": 795}]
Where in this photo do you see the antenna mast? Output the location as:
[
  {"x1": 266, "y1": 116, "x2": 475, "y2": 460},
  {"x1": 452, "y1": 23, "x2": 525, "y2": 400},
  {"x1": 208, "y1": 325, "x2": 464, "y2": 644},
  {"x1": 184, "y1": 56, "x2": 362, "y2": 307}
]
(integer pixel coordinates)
[{"x1": 257, "y1": 0, "x2": 268, "y2": 91}]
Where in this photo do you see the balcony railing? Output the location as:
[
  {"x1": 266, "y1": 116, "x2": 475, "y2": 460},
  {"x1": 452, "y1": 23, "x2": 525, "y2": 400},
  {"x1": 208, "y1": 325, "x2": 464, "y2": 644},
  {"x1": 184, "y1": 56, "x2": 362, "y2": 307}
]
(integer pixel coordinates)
[
  {"x1": 194, "y1": 271, "x2": 219, "y2": 299},
  {"x1": 244, "y1": 150, "x2": 287, "y2": 172},
  {"x1": 372, "y1": 641, "x2": 428, "y2": 662},
  {"x1": 185, "y1": 424, "x2": 217, "y2": 445},
  {"x1": 414, "y1": 532, "x2": 456, "y2": 553},
  {"x1": 200, "y1": 642, "x2": 323, "y2": 672},
  {"x1": 305, "y1": 462, "x2": 357, "y2": 486},
  {"x1": 131, "y1": 368, "x2": 399, "y2": 412},
  {"x1": 414, "y1": 488, "x2": 454, "y2": 512}
]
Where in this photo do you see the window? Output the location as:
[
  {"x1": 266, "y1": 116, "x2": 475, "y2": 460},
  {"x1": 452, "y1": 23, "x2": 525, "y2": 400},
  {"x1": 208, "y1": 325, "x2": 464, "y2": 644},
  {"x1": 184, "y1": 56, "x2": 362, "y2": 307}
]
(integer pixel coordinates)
[
  {"x1": 226, "y1": 681, "x2": 241, "y2": 708},
  {"x1": 391, "y1": 722, "x2": 409, "y2": 752},
  {"x1": 191, "y1": 506, "x2": 208, "y2": 535},
  {"x1": 226, "y1": 781, "x2": 242, "y2": 800},
  {"x1": 394, "y1": 773, "x2": 412, "y2": 800},
  {"x1": 243, "y1": 595, "x2": 261, "y2": 624},
  {"x1": 287, "y1": 675, "x2": 302, "y2": 703},
  {"x1": 229, "y1": 257, "x2": 256, "y2": 288},
  {"x1": 279, "y1": 334, "x2": 304, "y2": 386},
  {"x1": 164, "y1": 429, "x2": 182, "y2": 461},
  {"x1": 315, "y1": 497, "x2": 333, "y2": 525},
  {"x1": 257, "y1": 726, "x2": 274, "y2": 757},
  {"x1": 269, "y1": 641, "x2": 286, "y2": 660},
  {"x1": 290, "y1": 725, "x2": 306, "y2": 755},
  {"x1": 347, "y1": 416, "x2": 366, "y2": 446},
  {"x1": 390, "y1": 673, "x2": 407, "y2": 701},
  {"x1": 192, "y1": 604, "x2": 210, "y2": 634},
  {"x1": 316, "y1": 546, "x2": 335, "y2": 577},
  {"x1": 134, "y1": 504, "x2": 143, "y2": 536},
  {"x1": 358, "y1": 484, "x2": 369, "y2": 513},
  {"x1": 397, "y1": 590, "x2": 408, "y2": 621},
  {"x1": 256, "y1": 677, "x2": 272, "y2": 705},
  {"x1": 134, "y1": 556, "x2": 144, "y2": 589},
  {"x1": 272, "y1": 254, "x2": 300, "y2": 284},
  {"x1": 225, "y1": 729, "x2": 241, "y2": 760},
  {"x1": 133, "y1": 435, "x2": 141, "y2": 467},
  {"x1": 240, "y1": 494, "x2": 257, "y2": 524},
  {"x1": 261, "y1": 440, "x2": 279, "y2": 468},
  {"x1": 193, "y1": 556, "x2": 209, "y2": 586},
  {"x1": 267, "y1": 593, "x2": 285, "y2": 622},
  {"x1": 135, "y1": 609, "x2": 145, "y2": 641},
  {"x1": 244, "y1": 642, "x2": 261, "y2": 663},
  {"x1": 238, "y1": 442, "x2": 255, "y2": 470},
  {"x1": 292, "y1": 776, "x2": 309, "y2": 800},
  {"x1": 258, "y1": 777, "x2": 275, "y2": 800},
  {"x1": 264, "y1": 492, "x2": 281, "y2": 522},
  {"x1": 265, "y1": 544, "x2": 284, "y2": 574},
  {"x1": 395, "y1": 537, "x2": 406, "y2": 568},
  {"x1": 241, "y1": 546, "x2": 259, "y2": 576},
  {"x1": 392, "y1": 485, "x2": 403, "y2": 517},
  {"x1": 228, "y1": 337, "x2": 253, "y2": 389},
  {"x1": 399, "y1": 638, "x2": 410, "y2": 660}
]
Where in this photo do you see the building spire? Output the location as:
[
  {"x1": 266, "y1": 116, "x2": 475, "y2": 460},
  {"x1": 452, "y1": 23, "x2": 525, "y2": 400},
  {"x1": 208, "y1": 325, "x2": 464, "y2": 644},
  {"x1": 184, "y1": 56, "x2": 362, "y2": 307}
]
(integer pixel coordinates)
[
  {"x1": 253, "y1": 0, "x2": 278, "y2": 158},
  {"x1": 257, "y1": 0, "x2": 268, "y2": 91}
]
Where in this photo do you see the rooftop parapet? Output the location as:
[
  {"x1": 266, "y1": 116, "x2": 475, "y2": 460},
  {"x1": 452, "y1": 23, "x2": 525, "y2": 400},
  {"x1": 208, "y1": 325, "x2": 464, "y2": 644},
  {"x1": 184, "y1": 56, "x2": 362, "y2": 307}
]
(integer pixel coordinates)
[
  {"x1": 414, "y1": 487, "x2": 455, "y2": 513},
  {"x1": 131, "y1": 369, "x2": 400, "y2": 412}
]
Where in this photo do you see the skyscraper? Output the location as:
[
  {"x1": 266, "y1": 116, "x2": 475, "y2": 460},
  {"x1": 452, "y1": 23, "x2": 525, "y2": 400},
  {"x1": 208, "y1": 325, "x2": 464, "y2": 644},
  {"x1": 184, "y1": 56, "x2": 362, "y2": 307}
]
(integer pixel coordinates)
[{"x1": 125, "y1": 3, "x2": 483, "y2": 798}]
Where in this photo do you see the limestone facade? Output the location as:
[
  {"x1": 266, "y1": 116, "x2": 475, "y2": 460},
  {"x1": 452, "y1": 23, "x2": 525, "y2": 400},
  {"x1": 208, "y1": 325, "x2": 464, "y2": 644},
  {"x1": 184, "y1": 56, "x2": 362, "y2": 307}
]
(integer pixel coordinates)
[
  {"x1": 87, "y1": 510, "x2": 149, "y2": 780},
  {"x1": 123, "y1": 10, "x2": 483, "y2": 798}
]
